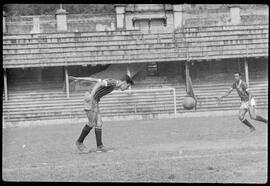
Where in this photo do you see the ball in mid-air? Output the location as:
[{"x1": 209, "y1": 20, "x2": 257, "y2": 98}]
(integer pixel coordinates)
[{"x1": 183, "y1": 96, "x2": 196, "y2": 110}]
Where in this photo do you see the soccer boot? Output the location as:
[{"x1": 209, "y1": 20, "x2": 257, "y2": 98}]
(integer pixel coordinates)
[
  {"x1": 75, "y1": 141, "x2": 88, "y2": 153},
  {"x1": 96, "y1": 145, "x2": 112, "y2": 152},
  {"x1": 249, "y1": 127, "x2": 256, "y2": 133}
]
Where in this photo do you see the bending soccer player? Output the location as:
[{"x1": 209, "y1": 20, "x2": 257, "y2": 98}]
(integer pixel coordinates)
[
  {"x1": 217, "y1": 72, "x2": 267, "y2": 132},
  {"x1": 72, "y1": 75, "x2": 134, "y2": 153}
]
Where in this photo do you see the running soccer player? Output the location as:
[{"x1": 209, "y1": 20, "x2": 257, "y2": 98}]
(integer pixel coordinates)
[
  {"x1": 71, "y1": 75, "x2": 134, "y2": 153},
  {"x1": 217, "y1": 72, "x2": 267, "y2": 132}
]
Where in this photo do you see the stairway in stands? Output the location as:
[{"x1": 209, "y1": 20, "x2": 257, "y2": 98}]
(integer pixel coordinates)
[{"x1": 2, "y1": 75, "x2": 268, "y2": 123}]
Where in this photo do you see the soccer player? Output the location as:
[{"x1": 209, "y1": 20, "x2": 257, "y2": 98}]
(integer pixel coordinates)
[
  {"x1": 71, "y1": 75, "x2": 134, "y2": 153},
  {"x1": 217, "y1": 72, "x2": 267, "y2": 132}
]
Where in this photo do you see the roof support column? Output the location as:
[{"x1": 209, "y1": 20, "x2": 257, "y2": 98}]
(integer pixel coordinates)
[
  {"x1": 4, "y1": 69, "x2": 8, "y2": 101},
  {"x1": 3, "y1": 11, "x2": 7, "y2": 34},
  {"x1": 185, "y1": 61, "x2": 190, "y2": 92},
  {"x1": 244, "y1": 59, "x2": 249, "y2": 87},
  {"x1": 126, "y1": 64, "x2": 131, "y2": 77},
  {"x1": 126, "y1": 64, "x2": 131, "y2": 90},
  {"x1": 64, "y1": 66, "x2": 70, "y2": 98}
]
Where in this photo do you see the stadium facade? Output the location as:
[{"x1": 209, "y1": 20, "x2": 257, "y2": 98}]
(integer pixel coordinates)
[{"x1": 2, "y1": 4, "x2": 268, "y2": 126}]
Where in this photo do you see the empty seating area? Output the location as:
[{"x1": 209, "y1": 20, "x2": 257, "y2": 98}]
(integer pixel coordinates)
[
  {"x1": 2, "y1": 74, "x2": 268, "y2": 123},
  {"x1": 3, "y1": 24, "x2": 268, "y2": 69},
  {"x1": 3, "y1": 22, "x2": 268, "y2": 125}
]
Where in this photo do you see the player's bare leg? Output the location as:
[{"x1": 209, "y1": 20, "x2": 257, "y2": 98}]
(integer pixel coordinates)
[
  {"x1": 248, "y1": 106, "x2": 268, "y2": 124},
  {"x1": 239, "y1": 108, "x2": 256, "y2": 132}
]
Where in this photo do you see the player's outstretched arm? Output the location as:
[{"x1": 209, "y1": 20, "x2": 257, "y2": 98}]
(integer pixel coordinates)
[
  {"x1": 69, "y1": 76, "x2": 101, "y2": 82},
  {"x1": 217, "y1": 88, "x2": 233, "y2": 102}
]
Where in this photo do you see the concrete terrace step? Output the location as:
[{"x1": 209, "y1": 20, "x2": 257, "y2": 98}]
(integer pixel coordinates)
[
  {"x1": 3, "y1": 96, "x2": 268, "y2": 110},
  {"x1": 5, "y1": 100, "x2": 267, "y2": 116},
  {"x1": 3, "y1": 89, "x2": 175, "y2": 96},
  {"x1": 178, "y1": 89, "x2": 268, "y2": 95},
  {"x1": 4, "y1": 112, "x2": 174, "y2": 122},
  {"x1": 4, "y1": 91, "x2": 176, "y2": 99},
  {"x1": 3, "y1": 108, "x2": 175, "y2": 119},
  {"x1": 3, "y1": 99, "x2": 175, "y2": 110},
  {"x1": 6, "y1": 79, "x2": 268, "y2": 87},
  {"x1": 3, "y1": 78, "x2": 268, "y2": 123},
  {"x1": 176, "y1": 93, "x2": 268, "y2": 99},
  {"x1": 177, "y1": 100, "x2": 268, "y2": 108},
  {"x1": 3, "y1": 88, "x2": 268, "y2": 105},
  {"x1": 4, "y1": 102, "x2": 267, "y2": 116},
  {"x1": 176, "y1": 97, "x2": 268, "y2": 104},
  {"x1": 3, "y1": 97, "x2": 267, "y2": 113},
  {"x1": 3, "y1": 83, "x2": 268, "y2": 98},
  {"x1": 3, "y1": 94, "x2": 268, "y2": 109},
  {"x1": 3, "y1": 95, "x2": 176, "y2": 105},
  {"x1": 8, "y1": 84, "x2": 64, "y2": 89},
  {"x1": 4, "y1": 88, "x2": 267, "y2": 102},
  {"x1": 4, "y1": 103, "x2": 267, "y2": 118},
  {"x1": 3, "y1": 92, "x2": 175, "y2": 103},
  {"x1": 4, "y1": 89, "x2": 268, "y2": 102},
  {"x1": 177, "y1": 95, "x2": 268, "y2": 101},
  {"x1": 4, "y1": 105, "x2": 268, "y2": 122},
  {"x1": 177, "y1": 105, "x2": 268, "y2": 112},
  {"x1": 5, "y1": 79, "x2": 268, "y2": 91}
]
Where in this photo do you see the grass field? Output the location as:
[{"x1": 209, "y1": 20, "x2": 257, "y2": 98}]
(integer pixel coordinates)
[{"x1": 2, "y1": 110, "x2": 268, "y2": 183}]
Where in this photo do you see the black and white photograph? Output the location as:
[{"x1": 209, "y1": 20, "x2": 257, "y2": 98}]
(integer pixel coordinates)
[{"x1": 2, "y1": 4, "x2": 268, "y2": 183}]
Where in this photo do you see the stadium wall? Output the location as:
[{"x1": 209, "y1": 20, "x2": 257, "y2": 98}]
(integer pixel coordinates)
[
  {"x1": 5, "y1": 13, "x2": 116, "y2": 34},
  {"x1": 4, "y1": 4, "x2": 268, "y2": 35}
]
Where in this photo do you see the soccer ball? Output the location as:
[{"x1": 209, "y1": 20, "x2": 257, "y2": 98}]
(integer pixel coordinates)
[{"x1": 183, "y1": 96, "x2": 196, "y2": 110}]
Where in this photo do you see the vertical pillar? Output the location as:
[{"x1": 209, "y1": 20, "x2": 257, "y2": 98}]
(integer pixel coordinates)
[
  {"x1": 173, "y1": 88, "x2": 177, "y2": 118},
  {"x1": 127, "y1": 64, "x2": 131, "y2": 77},
  {"x1": 185, "y1": 61, "x2": 189, "y2": 89},
  {"x1": 56, "y1": 7, "x2": 68, "y2": 32},
  {"x1": 115, "y1": 4, "x2": 126, "y2": 30},
  {"x1": 3, "y1": 10, "x2": 7, "y2": 34},
  {"x1": 65, "y1": 67, "x2": 69, "y2": 98},
  {"x1": 4, "y1": 69, "x2": 8, "y2": 101},
  {"x1": 229, "y1": 5, "x2": 241, "y2": 25},
  {"x1": 244, "y1": 59, "x2": 249, "y2": 86},
  {"x1": 31, "y1": 16, "x2": 40, "y2": 33},
  {"x1": 173, "y1": 4, "x2": 184, "y2": 29},
  {"x1": 127, "y1": 64, "x2": 131, "y2": 90}
]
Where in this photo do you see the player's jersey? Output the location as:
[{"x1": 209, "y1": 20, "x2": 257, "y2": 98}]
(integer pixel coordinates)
[
  {"x1": 231, "y1": 80, "x2": 249, "y2": 102},
  {"x1": 84, "y1": 78, "x2": 118, "y2": 111},
  {"x1": 93, "y1": 79, "x2": 118, "y2": 102}
]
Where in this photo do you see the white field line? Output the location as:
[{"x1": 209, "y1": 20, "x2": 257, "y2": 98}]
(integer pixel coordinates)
[{"x1": 3, "y1": 150, "x2": 267, "y2": 172}]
